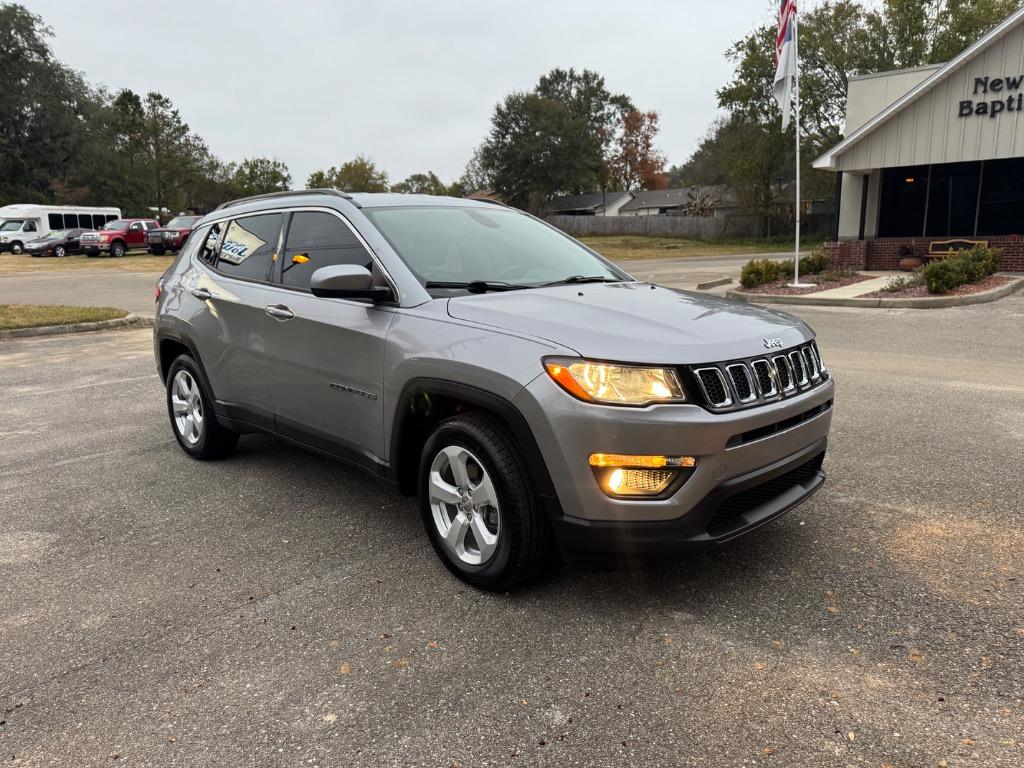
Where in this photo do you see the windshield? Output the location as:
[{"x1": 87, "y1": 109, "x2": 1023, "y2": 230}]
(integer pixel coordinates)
[
  {"x1": 103, "y1": 220, "x2": 130, "y2": 231},
  {"x1": 166, "y1": 216, "x2": 199, "y2": 228},
  {"x1": 42, "y1": 230, "x2": 66, "y2": 239},
  {"x1": 0, "y1": 220, "x2": 24, "y2": 232},
  {"x1": 362, "y1": 207, "x2": 624, "y2": 292}
]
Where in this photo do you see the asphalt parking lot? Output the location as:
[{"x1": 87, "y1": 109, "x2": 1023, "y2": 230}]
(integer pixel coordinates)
[{"x1": 2, "y1": 296, "x2": 1023, "y2": 767}]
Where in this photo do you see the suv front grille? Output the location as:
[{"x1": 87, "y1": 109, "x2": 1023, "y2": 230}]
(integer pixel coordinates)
[
  {"x1": 684, "y1": 341, "x2": 828, "y2": 412},
  {"x1": 694, "y1": 367, "x2": 733, "y2": 408}
]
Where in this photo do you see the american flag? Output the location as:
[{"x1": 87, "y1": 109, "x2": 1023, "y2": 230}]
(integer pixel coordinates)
[
  {"x1": 773, "y1": 0, "x2": 798, "y2": 130},
  {"x1": 776, "y1": 0, "x2": 797, "y2": 63}
]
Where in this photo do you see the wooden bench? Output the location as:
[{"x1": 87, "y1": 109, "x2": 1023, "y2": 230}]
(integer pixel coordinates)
[{"x1": 925, "y1": 239, "x2": 988, "y2": 261}]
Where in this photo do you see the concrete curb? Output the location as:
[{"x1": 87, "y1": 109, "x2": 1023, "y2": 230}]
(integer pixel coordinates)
[
  {"x1": 0, "y1": 312, "x2": 152, "y2": 340},
  {"x1": 695, "y1": 277, "x2": 733, "y2": 290},
  {"x1": 725, "y1": 276, "x2": 1024, "y2": 309}
]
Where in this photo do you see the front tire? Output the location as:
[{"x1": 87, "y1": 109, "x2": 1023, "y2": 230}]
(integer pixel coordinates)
[
  {"x1": 10, "y1": 242, "x2": 23, "y2": 255},
  {"x1": 418, "y1": 413, "x2": 552, "y2": 591},
  {"x1": 165, "y1": 355, "x2": 238, "y2": 460},
  {"x1": 149, "y1": 246, "x2": 166, "y2": 255},
  {"x1": 110, "y1": 241, "x2": 126, "y2": 258}
]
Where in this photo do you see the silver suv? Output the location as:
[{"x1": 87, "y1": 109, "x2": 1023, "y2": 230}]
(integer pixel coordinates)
[{"x1": 154, "y1": 190, "x2": 834, "y2": 590}]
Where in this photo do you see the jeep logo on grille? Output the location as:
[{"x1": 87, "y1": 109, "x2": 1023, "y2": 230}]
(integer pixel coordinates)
[{"x1": 763, "y1": 337, "x2": 784, "y2": 350}]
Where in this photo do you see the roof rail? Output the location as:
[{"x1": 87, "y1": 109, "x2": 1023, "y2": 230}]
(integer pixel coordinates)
[
  {"x1": 214, "y1": 188, "x2": 360, "y2": 211},
  {"x1": 473, "y1": 197, "x2": 512, "y2": 209}
]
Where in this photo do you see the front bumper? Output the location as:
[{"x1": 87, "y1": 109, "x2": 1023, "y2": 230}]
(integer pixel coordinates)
[
  {"x1": 514, "y1": 371, "x2": 835, "y2": 557},
  {"x1": 553, "y1": 438, "x2": 826, "y2": 560},
  {"x1": 82, "y1": 242, "x2": 108, "y2": 254}
]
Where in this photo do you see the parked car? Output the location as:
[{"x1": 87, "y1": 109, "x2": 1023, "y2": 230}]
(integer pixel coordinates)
[
  {"x1": 80, "y1": 218, "x2": 161, "y2": 257},
  {"x1": 146, "y1": 215, "x2": 202, "y2": 255},
  {"x1": 0, "y1": 204, "x2": 120, "y2": 254},
  {"x1": 154, "y1": 190, "x2": 834, "y2": 591},
  {"x1": 23, "y1": 229, "x2": 85, "y2": 257}
]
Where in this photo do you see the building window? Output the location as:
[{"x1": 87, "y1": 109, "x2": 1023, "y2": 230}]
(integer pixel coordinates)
[
  {"x1": 878, "y1": 166, "x2": 929, "y2": 237},
  {"x1": 925, "y1": 162, "x2": 981, "y2": 237},
  {"x1": 977, "y1": 158, "x2": 1024, "y2": 236}
]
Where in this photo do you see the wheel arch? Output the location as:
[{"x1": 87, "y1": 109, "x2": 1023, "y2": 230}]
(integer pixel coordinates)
[
  {"x1": 388, "y1": 378, "x2": 562, "y2": 519},
  {"x1": 156, "y1": 330, "x2": 216, "y2": 400}
]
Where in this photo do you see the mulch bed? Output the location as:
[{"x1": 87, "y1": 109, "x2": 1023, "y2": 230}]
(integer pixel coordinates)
[
  {"x1": 862, "y1": 274, "x2": 1015, "y2": 299},
  {"x1": 737, "y1": 273, "x2": 874, "y2": 296}
]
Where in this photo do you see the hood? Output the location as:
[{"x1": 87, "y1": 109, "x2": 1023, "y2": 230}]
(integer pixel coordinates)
[{"x1": 445, "y1": 282, "x2": 811, "y2": 364}]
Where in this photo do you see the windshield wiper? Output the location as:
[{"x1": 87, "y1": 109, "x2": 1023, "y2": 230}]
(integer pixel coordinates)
[
  {"x1": 424, "y1": 280, "x2": 529, "y2": 294},
  {"x1": 539, "y1": 275, "x2": 621, "y2": 287}
]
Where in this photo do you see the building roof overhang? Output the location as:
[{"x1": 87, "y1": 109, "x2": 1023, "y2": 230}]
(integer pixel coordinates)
[{"x1": 814, "y1": 7, "x2": 1024, "y2": 171}]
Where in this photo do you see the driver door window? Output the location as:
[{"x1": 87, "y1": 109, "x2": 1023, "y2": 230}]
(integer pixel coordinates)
[{"x1": 280, "y1": 212, "x2": 373, "y2": 291}]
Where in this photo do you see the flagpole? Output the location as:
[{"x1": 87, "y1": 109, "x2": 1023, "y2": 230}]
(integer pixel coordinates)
[{"x1": 791, "y1": 10, "x2": 811, "y2": 287}]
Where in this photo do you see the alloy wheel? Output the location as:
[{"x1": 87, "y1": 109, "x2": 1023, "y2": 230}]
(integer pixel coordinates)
[
  {"x1": 170, "y1": 370, "x2": 204, "y2": 446},
  {"x1": 428, "y1": 445, "x2": 501, "y2": 566},
  {"x1": 54, "y1": 245, "x2": 65, "y2": 257}
]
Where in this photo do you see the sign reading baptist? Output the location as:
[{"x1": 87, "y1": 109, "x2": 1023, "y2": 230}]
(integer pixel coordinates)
[{"x1": 959, "y1": 75, "x2": 1024, "y2": 117}]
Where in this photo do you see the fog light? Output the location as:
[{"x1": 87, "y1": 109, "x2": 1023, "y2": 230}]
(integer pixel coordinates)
[
  {"x1": 607, "y1": 468, "x2": 625, "y2": 492},
  {"x1": 590, "y1": 454, "x2": 698, "y2": 499}
]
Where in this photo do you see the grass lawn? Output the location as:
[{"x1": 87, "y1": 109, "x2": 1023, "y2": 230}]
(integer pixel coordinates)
[
  {"x1": 0, "y1": 304, "x2": 128, "y2": 331},
  {"x1": 0, "y1": 252, "x2": 171, "y2": 275},
  {"x1": 579, "y1": 235, "x2": 824, "y2": 261}
]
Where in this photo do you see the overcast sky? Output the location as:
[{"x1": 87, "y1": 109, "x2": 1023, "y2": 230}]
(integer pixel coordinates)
[{"x1": 26, "y1": 0, "x2": 777, "y2": 186}]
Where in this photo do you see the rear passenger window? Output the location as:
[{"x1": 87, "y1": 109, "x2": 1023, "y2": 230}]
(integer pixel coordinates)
[
  {"x1": 216, "y1": 214, "x2": 282, "y2": 281},
  {"x1": 280, "y1": 212, "x2": 373, "y2": 291},
  {"x1": 197, "y1": 223, "x2": 221, "y2": 267}
]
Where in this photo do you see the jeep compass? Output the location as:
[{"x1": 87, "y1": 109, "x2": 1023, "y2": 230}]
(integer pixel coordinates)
[{"x1": 154, "y1": 190, "x2": 834, "y2": 590}]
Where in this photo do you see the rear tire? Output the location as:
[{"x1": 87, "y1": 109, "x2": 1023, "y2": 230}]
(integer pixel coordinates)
[
  {"x1": 418, "y1": 413, "x2": 552, "y2": 591},
  {"x1": 165, "y1": 354, "x2": 238, "y2": 460},
  {"x1": 54, "y1": 245, "x2": 66, "y2": 257}
]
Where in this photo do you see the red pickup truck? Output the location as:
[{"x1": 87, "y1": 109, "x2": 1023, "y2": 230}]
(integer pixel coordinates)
[
  {"x1": 145, "y1": 215, "x2": 202, "y2": 255},
  {"x1": 80, "y1": 218, "x2": 161, "y2": 257}
]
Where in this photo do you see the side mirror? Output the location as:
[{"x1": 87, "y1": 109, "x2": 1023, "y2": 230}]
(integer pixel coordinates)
[{"x1": 309, "y1": 264, "x2": 391, "y2": 301}]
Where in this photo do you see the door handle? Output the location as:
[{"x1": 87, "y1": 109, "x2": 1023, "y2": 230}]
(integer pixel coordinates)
[
  {"x1": 265, "y1": 304, "x2": 295, "y2": 321},
  {"x1": 190, "y1": 287, "x2": 212, "y2": 300}
]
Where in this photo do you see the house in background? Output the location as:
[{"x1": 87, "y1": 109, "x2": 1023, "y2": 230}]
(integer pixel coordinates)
[
  {"x1": 544, "y1": 191, "x2": 633, "y2": 216},
  {"x1": 618, "y1": 186, "x2": 740, "y2": 218}
]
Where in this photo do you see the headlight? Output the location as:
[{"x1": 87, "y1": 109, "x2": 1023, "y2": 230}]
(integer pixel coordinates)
[{"x1": 544, "y1": 358, "x2": 686, "y2": 406}]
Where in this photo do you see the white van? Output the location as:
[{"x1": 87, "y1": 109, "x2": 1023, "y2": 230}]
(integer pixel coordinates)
[{"x1": 0, "y1": 205, "x2": 122, "y2": 254}]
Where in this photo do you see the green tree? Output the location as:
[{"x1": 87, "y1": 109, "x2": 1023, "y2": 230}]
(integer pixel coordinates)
[
  {"x1": 477, "y1": 68, "x2": 646, "y2": 208},
  {"x1": 535, "y1": 67, "x2": 634, "y2": 166},
  {"x1": 480, "y1": 92, "x2": 603, "y2": 211},
  {"x1": 0, "y1": 3, "x2": 93, "y2": 204},
  {"x1": 225, "y1": 157, "x2": 291, "y2": 198},
  {"x1": 307, "y1": 155, "x2": 389, "y2": 192},
  {"x1": 139, "y1": 92, "x2": 191, "y2": 216},
  {"x1": 391, "y1": 171, "x2": 448, "y2": 195}
]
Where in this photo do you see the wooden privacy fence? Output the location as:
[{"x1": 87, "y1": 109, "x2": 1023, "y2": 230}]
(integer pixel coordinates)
[
  {"x1": 545, "y1": 213, "x2": 835, "y2": 240},
  {"x1": 545, "y1": 214, "x2": 763, "y2": 238}
]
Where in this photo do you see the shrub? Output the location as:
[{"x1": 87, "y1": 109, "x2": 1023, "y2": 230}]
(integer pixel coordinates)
[
  {"x1": 740, "y1": 258, "x2": 781, "y2": 289},
  {"x1": 778, "y1": 260, "x2": 795, "y2": 279},
  {"x1": 882, "y1": 272, "x2": 924, "y2": 293},
  {"x1": 921, "y1": 245, "x2": 1003, "y2": 294},
  {"x1": 801, "y1": 250, "x2": 829, "y2": 275}
]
